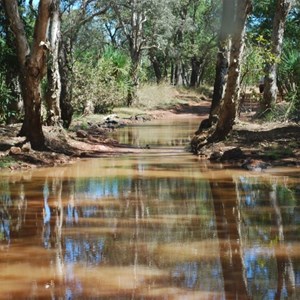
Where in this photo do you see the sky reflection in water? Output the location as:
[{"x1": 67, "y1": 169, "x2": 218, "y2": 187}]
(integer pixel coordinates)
[{"x1": 0, "y1": 118, "x2": 300, "y2": 299}]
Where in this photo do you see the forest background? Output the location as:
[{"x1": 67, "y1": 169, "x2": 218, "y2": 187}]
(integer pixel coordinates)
[{"x1": 0, "y1": 0, "x2": 299, "y2": 161}]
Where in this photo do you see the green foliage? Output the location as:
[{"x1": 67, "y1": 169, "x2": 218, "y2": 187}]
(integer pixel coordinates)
[
  {"x1": 278, "y1": 48, "x2": 300, "y2": 120},
  {"x1": 0, "y1": 72, "x2": 13, "y2": 124},
  {"x1": 245, "y1": 0, "x2": 299, "y2": 121},
  {"x1": 276, "y1": 184, "x2": 295, "y2": 206},
  {"x1": 241, "y1": 35, "x2": 266, "y2": 86},
  {"x1": 0, "y1": 5, "x2": 29, "y2": 125},
  {"x1": 174, "y1": 0, "x2": 219, "y2": 86},
  {"x1": 278, "y1": 48, "x2": 300, "y2": 92},
  {"x1": 242, "y1": 34, "x2": 279, "y2": 87},
  {"x1": 72, "y1": 47, "x2": 130, "y2": 114},
  {"x1": 0, "y1": 0, "x2": 299, "y2": 124},
  {"x1": 255, "y1": 35, "x2": 279, "y2": 65},
  {"x1": 264, "y1": 145, "x2": 294, "y2": 160},
  {"x1": 74, "y1": 18, "x2": 107, "y2": 63},
  {"x1": 0, "y1": 156, "x2": 15, "y2": 169},
  {"x1": 101, "y1": 47, "x2": 130, "y2": 84},
  {"x1": 248, "y1": 0, "x2": 276, "y2": 39}
]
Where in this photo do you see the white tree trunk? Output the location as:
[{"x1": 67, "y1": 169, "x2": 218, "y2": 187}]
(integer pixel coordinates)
[
  {"x1": 45, "y1": 0, "x2": 62, "y2": 125},
  {"x1": 209, "y1": 0, "x2": 252, "y2": 142},
  {"x1": 210, "y1": 0, "x2": 234, "y2": 119},
  {"x1": 262, "y1": 0, "x2": 292, "y2": 111}
]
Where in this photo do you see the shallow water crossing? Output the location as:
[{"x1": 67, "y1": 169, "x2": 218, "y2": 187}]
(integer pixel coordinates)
[{"x1": 1, "y1": 117, "x2": 300, "y2": 299}]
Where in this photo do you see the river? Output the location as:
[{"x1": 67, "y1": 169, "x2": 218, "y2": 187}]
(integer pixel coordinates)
[{"x1": 0, "y1": 117, "x2": 300, "y2": 299}]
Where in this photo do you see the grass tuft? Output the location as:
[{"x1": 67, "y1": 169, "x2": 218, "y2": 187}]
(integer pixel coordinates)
[{"x1": 0, "y1": 156, "x2": 15, "y2": 169}]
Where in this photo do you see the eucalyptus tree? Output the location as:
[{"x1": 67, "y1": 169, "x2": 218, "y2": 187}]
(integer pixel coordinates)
[
  {"x1": 55, "y1": 0, "x2": 109, "y2": 127},
  {"x1": 156, "y1": 0, "x2": 219, "y2": 88},
  {"x1": 0, "y1": 1, "x2": 25, "y2": 124},
  {"x1": 209, "y1": 0, "x2": 234, "y2": 122},
  {"x1": 112, "y1": 0, "x2": 177, "y2": 105},
  {"x1": 2, "y1": 0, "x2": 55, "y2": 149},
  {"x1": 168, "y1": 0, "x2": 189, "y2": 86},
  {"x1": 208, "y1": 0, "x2": 253, "y2": 142},
  {"x1": 45, "y1": 0, "x2": 62, "y2": 126},
  {"x1": 145, "y1": 0, "x2": 176, "y2": 84},
  {"x1": 262, "y1": 0, "x2": 293, "y2": 112},
  {"x1": 195, "y1": 0, "x2": 250, "y2": 137},
  {"x1": 182, "y1": 0, "x2": 219, "y2": 88},
  {"x1": 112, "y1": 0, "x2": 148, "y2": 105}
]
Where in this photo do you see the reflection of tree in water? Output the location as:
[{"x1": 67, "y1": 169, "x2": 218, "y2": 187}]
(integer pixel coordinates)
[
  {"x1": 2, "y1": 166, "x2": 300, "y2": 298},
  {"x1": 62, "y1": 171, "x2": 217, "y2": 295},
  {"x1": 0, "y1": 181, "x2": 12, "y2": 242},
  {"x1": 211, "y1": 178, "x2": 250, "y2": 300},
  {"x1": 269, "y1": 181, "x2": 296, "y2": 299},
  {"x1": 236, "y1": 176, "x2": 299, "y2": 299},
  {"x1": 236, "y1": 176, "x2": 278, "y2": 297},
  {"x1": 0, "y1": 179, "x2": 28, "y2": 242}
]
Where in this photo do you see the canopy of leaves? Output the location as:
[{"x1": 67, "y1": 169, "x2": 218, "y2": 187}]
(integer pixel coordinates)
[{"x1": 0, "y1": 0, "x2": 299, "y2": 122}]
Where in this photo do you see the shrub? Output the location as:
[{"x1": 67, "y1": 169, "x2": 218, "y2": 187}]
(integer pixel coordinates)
[
  {"x1": 0, "y1": 72, "x2": 13, "y2": 124},
  {"x1": 72, "y1": 47, "x2": 130, "y2": 115},
  {"x1": 278, "y1": 48, "x2": 300, "y2": 121}
]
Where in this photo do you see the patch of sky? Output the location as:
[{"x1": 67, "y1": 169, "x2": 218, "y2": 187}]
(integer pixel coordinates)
[{"x1": 64, "y1": 237, "x2": 105, "y2": 265}]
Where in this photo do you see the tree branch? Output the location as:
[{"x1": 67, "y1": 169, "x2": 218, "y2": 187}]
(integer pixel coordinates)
[
  {"x1": 30, "y1": 0, "x2": 52, "y2": 70},
  {"x1": 63, "y1": 5, "x2": 110, "y2": 36},
  {"x1": 29, "y1": 0, "x2": 38, "y2": 17},
  {"x1": 2, "y1": 0, "x2": 30, "y2": 67},
  {"x1": 113, "y1": 3, "x2": 131, "y2": 40},
  {"x1": 141, "y1": 43, "x2": 160, "y2": 51}
]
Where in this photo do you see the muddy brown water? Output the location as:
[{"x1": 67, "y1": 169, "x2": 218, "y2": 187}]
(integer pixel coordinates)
[{"x1": 0, "y1": 117, "x2": 300, "y2": 299}]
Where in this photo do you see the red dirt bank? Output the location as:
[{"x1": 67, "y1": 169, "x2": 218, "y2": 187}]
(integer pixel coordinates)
[{"x1": 0, "y1": 99, "x2": 299, "y2": 171}]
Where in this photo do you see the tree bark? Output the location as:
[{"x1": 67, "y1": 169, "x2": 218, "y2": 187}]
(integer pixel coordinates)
[
  {"x1": 209, "y1": 0, "x2": 252, "y2": 142},
  {"x1": 127, "y1": 50, "x2": 141, "y2": 106},
  {"x1": 3, "y1": 0, "x2": 52, "y2": 150},
  {"x1": 190, "y1": 57, "x2": 201, "y2": 88},
  {"x1": 45, "y1": 0, "x2": 62, "y2": 126},
  {"x1": 174, "y1": 63, "x2": 181, "y2": 86},
  {"x1": 197, "y1": 58, "x2": 208, "y2": 87},
  {"x1": 209, "y1": 0, "x2": 234, "y2": 122},
  {"x1": 59, "y1": 38, "x2": 73, "y2": 128},
  {"x1": 261, "y1": 0, "x2": 292, "y2": 112},
  {"x1": 149, "y1": 49, "x2": 162, "y2": 85}
]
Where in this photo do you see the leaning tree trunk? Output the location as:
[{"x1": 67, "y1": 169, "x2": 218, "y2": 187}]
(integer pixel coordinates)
[
  {"x1": 3, "y1": 0, "x2": 52, "y2": 150},
  {"x1": 261, "y1": 0, "x2": 292, "y2": 112},
  {"x1": 45, "y1": 0, "x2": 62, "y2": 126},
  {"x1": 209, "y1": 0, "x2": 234, "y2": 122},
  {"x1": 209, "y1": 0, "x2": 252, "y2": 142}
]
